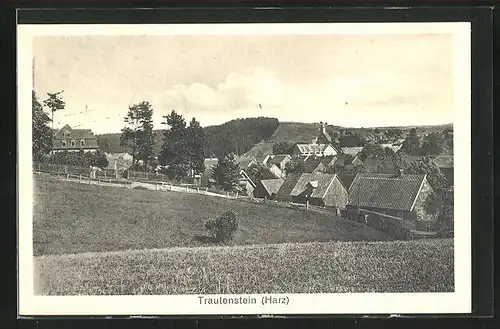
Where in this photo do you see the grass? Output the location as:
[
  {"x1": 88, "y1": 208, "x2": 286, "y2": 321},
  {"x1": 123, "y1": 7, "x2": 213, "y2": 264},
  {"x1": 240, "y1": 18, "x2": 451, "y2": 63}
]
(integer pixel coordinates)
[
  {"x1": 33, "y1": 176, "x2": 392, "y2": 256},
  {"x1": 34, "y1": 238, "x2": 454, "y2": 295}
]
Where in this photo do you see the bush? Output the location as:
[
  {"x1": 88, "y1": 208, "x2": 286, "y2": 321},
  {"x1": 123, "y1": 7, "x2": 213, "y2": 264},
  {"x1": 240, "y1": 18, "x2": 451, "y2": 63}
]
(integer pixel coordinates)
[{"x1": 205, "y1": 211, "x2": 238, "y2": 243}]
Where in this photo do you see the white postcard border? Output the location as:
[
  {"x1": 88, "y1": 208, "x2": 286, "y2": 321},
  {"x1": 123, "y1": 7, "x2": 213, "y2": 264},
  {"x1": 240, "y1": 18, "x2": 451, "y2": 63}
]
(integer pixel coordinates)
[{"x1": 18, "y1": 22, "x2": 471, "y2": 315}]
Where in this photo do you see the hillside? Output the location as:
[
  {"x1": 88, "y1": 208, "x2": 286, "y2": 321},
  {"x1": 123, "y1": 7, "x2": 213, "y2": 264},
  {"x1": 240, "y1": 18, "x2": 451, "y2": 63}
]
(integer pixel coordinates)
[
  {"x1": 33, "y1": 176, "x2": 392, "y2": 256},
  {"x1": 35, "y1": 238, "x2": 454, "y2": 295}
]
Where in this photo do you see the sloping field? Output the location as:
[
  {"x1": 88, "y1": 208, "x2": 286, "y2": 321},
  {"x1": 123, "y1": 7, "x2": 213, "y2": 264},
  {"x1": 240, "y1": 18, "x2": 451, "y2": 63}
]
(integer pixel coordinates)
[
  {"x1": 34, "y1": 239, "x2": 454, "y2": 295},
  {"x1": 33, "y1": 176, "x2": 392, "y2": 256}
]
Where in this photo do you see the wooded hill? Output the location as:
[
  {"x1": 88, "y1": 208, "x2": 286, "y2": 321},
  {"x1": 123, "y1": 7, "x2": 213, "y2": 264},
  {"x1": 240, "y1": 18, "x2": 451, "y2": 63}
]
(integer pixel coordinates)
[{"x1": 97, "y1": 117, "x2": 279, "y2": 158}]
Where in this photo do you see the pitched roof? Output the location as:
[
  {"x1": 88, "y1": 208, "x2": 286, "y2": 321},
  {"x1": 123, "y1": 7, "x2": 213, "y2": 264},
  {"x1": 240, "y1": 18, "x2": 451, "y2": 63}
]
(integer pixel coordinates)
[
  {"x1": 321, "y1": 155, "x2": 338, "y2": 167},
  {"x1": 260, "y1": 179, "x2": 285, "y2": 196},
  {"x1": 341, "y1": 146, "x2": 363, "y2": 156},
  {"x1": 289, "y1": 173, "x2": 338, "y2": 199},
  {"x1": 236, "y1": 157, "x2": 257, "y2": 169},
  {"x1": 347, "y1": 173, "x2": 426, "y2": 211},
  {"x1": 268, "y1": 154, "x2": 290, "y2": 166},
  {"x1": 303, "y1": 157, "x2": 324, "y2": 173},
  {"x1": 275, "y1": 173, "x2": 302, "y2": 201},
  {"x1": 433, "y1": 155, "x2": 453, "y2": 168},
  {"x1": 295, "y1": 143, "x2": 332, "y2": 154},
  {"x1": 255, "y1": 154, "x2": 270, "y2": 165}
]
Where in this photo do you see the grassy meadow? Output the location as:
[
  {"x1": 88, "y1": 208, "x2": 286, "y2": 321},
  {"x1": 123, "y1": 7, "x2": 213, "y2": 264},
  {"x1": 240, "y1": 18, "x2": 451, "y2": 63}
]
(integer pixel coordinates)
[
  {"x1": 33, "y1": 176, "x2": 392, "y2": 256},
  {"x1": 34, "y1": 239, "x2": 454, "y2": 295}
]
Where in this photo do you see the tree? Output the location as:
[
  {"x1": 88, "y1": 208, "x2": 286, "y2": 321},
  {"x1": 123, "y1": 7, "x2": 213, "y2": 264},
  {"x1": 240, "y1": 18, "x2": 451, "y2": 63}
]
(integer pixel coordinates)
[
  {"x1": 247, "y1": 163, "x2": 278, "y2": 182},
  {"x1": 273, "y1": 142, "x2": 296, "y2": 155},
  {"x1": 120, "y1": 101, "x2": 155, "y2": 169},
  {"x1": 32, "y1": 91, "x2": 53, "y2": 161},
  {"x1": 421, "y1": 132, "x2": 448, "y2": 155},
  {"x1": 186, "y1": 117, "x2": 206, "y2": 175},
  {"x1": 43, "y1": 91, "x2": 65, "y2": 133},
  {"x1": 284, "y1": 160, "x2": 304, "y2": 174},
  {"x1": 212, "y1": 153, "x2": 241, "y2": 192},
  {"x1": 159, "y1": 110, "x2": 190, "y2": 179},
  {"x1": 404, "y1": 157, "x2": 453, "y2": 224},
  {"x1": 401, "y1": 128, "x2": 420, "y2": 154}
]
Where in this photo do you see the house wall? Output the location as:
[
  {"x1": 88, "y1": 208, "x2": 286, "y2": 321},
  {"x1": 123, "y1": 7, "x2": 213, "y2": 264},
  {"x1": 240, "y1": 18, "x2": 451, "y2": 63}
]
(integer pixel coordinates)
[
  {"x1": 279, "y1": 157, "x2": 291, "y2": 170},
  {"x1": 253, "y1": 183, "x2": 269, "y2": 199},
  {"x1": 268, "y1": 164, "x2": 283, "y2": 178},
  {"x1": 412, "y1": 177, "x2": 440, "y2": 224},
  {"x1": 323, "y1": 177, "x2": 348, "y2": 208},
  {"x1": 323, "y1": 145, "x2": 337, "y2": 156}
]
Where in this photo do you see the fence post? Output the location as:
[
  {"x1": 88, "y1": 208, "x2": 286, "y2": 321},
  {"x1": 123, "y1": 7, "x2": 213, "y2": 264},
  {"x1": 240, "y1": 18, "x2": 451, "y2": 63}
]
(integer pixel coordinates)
[
  {"x1": 197, "y1": 188, "x2": 199, "y2": 194},
  {"x1": 127, "y1": 170, "x2": 130, "y2": 179},
  {"x1": 186, "y1": 186, "x2": 188, "y2": 192},
  {"x1": 104, "y1": 171, "x2": 107, "y2": 179},
  {"x1": 64, "y1": 165, "x2": 67, "y2": 174}
]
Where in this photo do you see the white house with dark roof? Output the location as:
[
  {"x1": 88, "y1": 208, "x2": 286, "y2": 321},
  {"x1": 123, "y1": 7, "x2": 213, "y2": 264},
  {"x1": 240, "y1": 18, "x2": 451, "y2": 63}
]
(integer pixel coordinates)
[{"x1": 292, "y1": 123, "x2": 339, "y2": 157}]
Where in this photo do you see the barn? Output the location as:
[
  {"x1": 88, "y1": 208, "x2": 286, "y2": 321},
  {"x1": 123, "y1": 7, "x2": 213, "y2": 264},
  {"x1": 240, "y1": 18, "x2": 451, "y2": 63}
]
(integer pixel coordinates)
[
  {"x1": 346, "y1": 171, "x2": 440, "y2": 231},
  {"x1": 289, "y1": 172, "x2": 348, "y2": 211}
]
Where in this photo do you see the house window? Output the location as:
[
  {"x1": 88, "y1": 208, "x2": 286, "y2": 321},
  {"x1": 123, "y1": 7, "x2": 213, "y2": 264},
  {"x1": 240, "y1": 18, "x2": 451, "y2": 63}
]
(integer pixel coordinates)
[
  {"x1": 64, "y1": 131, "x2": 70, "y2": 137},
  {"x1": 62, "y1": 140, "x2": 67, "y2": 147},
  {"x1": 80, "y1": 139, "x2": 85, "y2": 146},
  {"x1": 71, "y1": 140, "x2": 76, "y2": 147}
]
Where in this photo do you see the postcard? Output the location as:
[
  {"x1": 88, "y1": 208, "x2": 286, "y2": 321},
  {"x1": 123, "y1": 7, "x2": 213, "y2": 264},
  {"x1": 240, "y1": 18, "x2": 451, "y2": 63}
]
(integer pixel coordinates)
[{"x1": 18, "y1": 22, "x2": 471, "y2": 315}]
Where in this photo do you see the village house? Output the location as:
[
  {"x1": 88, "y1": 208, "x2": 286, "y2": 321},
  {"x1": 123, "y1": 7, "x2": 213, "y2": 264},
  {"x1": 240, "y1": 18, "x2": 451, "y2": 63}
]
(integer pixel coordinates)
[
  {"x1": 351, "y1": 155, "x2": 364, "y2": 167},
  {"x1": 302, "y1": 156, "x2": 326, "y2": 173},
  {"x1": 255, "y1": 154, "x2": 271, "y2": 166},
  {"x1": 236, "y1": 157, "x2": 257, "y2": 170},
  {"x1": 289, "y1": 172, "x2": 348, "y2": 213},
  {"x1": 254, "y1": 178, "x2": 285, "y2": 199},
  {"x1": 52, "y1": 124, "x2": 99, "y2": 153},
  {"x1": 321, "y1": 155, "x2": 338, "y2": 168},
  {"x1": 198, "y1": 157, "x2": 218, "y2": 187},
  {"x1": 346, "y1": 172, "x2": 440, "y2": 231},
  {"x1": 105, "y1": 152, "x2": 133, "y2": 171},
  {"x1": 267, "y1": 154, "x2": 291, "y2": 171},
  {"x1": 274, "y1": 173, "x2": 303, "y2": 203},
  {"x1": 239, "y1": 170, "x2": 257, "y2": 196},
  {"x1": 292, "y1": 123, "x2": 339, "y2": 157}
]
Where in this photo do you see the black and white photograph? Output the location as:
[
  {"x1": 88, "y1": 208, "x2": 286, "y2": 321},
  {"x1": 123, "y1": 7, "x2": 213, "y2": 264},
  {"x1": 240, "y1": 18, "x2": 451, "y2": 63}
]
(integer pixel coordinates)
[{"x1": 18, "y1": 22, "x2": 471, "y2": 315}]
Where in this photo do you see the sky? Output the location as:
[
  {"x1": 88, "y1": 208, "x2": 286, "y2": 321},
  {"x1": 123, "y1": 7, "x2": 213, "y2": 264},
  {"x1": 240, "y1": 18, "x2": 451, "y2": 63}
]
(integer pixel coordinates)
[{"x1": 33, "y1": 33, "x2": 454, "y2": 134}]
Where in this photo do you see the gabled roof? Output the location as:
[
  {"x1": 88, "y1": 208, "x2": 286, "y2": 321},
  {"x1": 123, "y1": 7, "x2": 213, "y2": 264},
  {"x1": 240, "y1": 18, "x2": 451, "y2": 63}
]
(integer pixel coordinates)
[
  {"x1": 321, "y1": 155, "x2": 338, "y2": 167},
  {"x1": 347, "y1": 173, "x2": 427, "y2": 211},
  {"x1": 289, "y1": 173, "x2": 339, "y2": 199},
  {"x1": 236, "y1": 157, "x2": 257, "y2": 169},
  {"x1": 240, "y1": 170, "x2": 256, "y2": 188},
  {"x1": 54, "y1": 124, "x2": 97, "y2": 140},
  {"x1": 268, "y1": 154, "x2": 291, "y2": 166},
  {"x1": 303, "y1": 157, "x2": 325, "y2": 173},
  {"x1": 260, "y1": 179, "x2": 285, "y2": 196},
  {"x1": 341, "y1": 146, "x2": 363, "y2": 156},
  {"x1": 255, "y1": 154, "x2": 270, "y2": 165},
  {"x1": 433, "y1": 155, "x2": 453, "y2": 169},
  {"x1": 274, "y1": 173, "x2": 302, "y2": 201}
]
